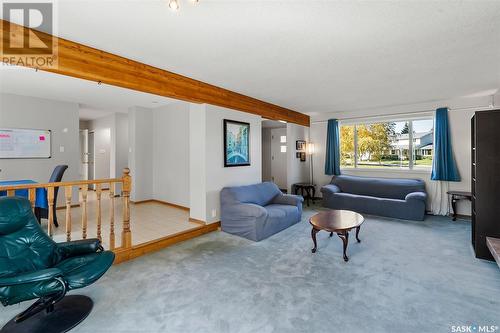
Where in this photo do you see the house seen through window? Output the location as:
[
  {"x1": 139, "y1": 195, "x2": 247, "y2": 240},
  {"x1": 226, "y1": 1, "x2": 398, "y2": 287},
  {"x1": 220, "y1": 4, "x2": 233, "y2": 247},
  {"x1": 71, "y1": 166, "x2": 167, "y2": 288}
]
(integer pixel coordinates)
[{"x1": 340, "y1": 118, "x2": 434, "y2": 170}]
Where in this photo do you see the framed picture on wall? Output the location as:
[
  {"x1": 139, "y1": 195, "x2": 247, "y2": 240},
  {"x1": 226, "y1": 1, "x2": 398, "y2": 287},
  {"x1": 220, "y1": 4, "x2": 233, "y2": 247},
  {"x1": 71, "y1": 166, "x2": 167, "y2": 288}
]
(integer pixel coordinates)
[
  {"x1": 224, "y1": 119, "x2": 250, "y2": 167},
  {"x1": 300, "y1": 152, "x2": 306, "y2": 162},
  {"x1": 296, "y1": 140, "x2": 306, "y2": 151}
]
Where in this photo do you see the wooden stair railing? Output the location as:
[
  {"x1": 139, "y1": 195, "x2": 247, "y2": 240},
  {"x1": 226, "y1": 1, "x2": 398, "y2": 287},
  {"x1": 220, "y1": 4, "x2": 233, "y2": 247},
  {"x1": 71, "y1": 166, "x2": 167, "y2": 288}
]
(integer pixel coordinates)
[{"x1": 0, "y1": 168, "x2": 132, "y2": 251}]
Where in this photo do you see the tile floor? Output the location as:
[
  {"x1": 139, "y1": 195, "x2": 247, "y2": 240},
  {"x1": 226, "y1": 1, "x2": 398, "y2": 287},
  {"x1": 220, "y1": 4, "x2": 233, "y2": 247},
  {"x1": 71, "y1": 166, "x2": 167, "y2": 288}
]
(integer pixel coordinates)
[{"x1": 44, "y1": 190, "x2": 200, "y2": 249}]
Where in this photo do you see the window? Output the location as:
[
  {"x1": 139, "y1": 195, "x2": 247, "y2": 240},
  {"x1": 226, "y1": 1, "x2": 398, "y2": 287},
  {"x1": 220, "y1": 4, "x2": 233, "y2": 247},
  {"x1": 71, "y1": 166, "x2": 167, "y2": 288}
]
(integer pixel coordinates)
[
  {"x1": 340, "y1": 125, "x2": 355, "y2": 167},
  {"x1": 340, "y1": 118, "x2": 434, "y2": 170}
]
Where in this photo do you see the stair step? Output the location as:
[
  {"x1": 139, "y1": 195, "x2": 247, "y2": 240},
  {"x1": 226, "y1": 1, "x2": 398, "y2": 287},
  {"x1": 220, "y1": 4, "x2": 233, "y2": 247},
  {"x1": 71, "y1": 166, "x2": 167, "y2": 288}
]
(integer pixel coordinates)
[{"x1": 486, "y1": 237, "x2": 500, "y2": 269}]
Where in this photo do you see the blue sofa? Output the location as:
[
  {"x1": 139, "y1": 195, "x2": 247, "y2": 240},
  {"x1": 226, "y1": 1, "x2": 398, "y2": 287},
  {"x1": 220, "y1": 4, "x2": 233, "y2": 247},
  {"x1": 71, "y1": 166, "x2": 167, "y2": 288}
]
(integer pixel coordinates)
[
  {"x1": 220, "y1": 182, "x2": 304, "y2": 241},
  {"x1": 321, "y1": 175, "x2": 427, "y2": 221}
]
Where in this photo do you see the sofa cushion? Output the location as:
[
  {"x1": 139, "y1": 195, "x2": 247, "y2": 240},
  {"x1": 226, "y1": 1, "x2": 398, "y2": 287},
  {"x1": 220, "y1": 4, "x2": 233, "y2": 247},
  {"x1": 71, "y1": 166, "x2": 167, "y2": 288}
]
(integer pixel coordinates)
[
  {"x1": 259, "y1": 204, "x2": 300, "y2": 239},
  {"x1": 221, "y1": 182, "x2": 281, "y2": 206},
  {"x1": 331, "y1": 175, "x2": 425, "y2": 200},
  {"x1": 265, "y1": 204, "x2": 299, "y2": 220}
]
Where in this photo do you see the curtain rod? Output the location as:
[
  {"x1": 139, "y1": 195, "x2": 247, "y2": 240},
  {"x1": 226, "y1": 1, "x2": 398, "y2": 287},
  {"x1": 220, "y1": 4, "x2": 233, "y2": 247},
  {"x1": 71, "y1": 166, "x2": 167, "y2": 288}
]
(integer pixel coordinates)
[{"x1": 310, "y1": 103, "x2": 496, "y2": 125}]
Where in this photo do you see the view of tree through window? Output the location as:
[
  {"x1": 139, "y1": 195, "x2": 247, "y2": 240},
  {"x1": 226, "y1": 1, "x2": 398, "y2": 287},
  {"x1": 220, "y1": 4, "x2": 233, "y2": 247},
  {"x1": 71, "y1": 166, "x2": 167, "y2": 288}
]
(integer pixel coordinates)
[
  {"x1": 340, "y1": 118, "x2": 434, "y2": 169},
  {"x1": 340, "y1": 125, "x2": 354, "y2": 167}
]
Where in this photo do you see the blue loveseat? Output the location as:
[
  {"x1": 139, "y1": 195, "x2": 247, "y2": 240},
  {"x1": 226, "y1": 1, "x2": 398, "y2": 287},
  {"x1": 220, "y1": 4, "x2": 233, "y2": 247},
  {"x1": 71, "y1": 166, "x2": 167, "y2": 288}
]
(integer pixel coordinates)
[
  {"x1": 321, "y1": 175, "x2": 427, "y2": 221},
  {"x1": 220, "y1": 182, "x2": 304, "y2": 241}
]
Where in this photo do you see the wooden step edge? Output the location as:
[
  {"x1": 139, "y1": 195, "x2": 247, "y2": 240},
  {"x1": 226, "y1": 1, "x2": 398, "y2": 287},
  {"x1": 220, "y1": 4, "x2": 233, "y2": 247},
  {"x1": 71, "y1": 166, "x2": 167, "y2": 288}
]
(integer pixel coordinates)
[{"x1": 486, "y1": 237, "x2": 500, "y2": 269}]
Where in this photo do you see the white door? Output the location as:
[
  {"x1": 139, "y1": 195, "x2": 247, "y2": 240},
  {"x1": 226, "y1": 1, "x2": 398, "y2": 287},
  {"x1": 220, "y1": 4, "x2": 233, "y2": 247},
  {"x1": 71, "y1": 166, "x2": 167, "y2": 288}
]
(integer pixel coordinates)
[
  {"x1": 270, "y1": 128, "x2": 287, "y2": 190},
  {"x1": 79, "y1": 129, "x2": 89, "y2": 180},
  {"x1": 92, "y1": 128, "x2": 111, "y2": 189}
]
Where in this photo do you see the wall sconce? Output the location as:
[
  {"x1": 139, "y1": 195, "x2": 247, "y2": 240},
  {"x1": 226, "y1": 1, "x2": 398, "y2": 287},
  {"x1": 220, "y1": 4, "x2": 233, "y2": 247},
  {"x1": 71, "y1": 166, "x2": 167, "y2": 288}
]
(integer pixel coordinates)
[
  {"x1": 307, "y1": 143, "x2": 315, "y2": 155},
  {"x1": 307, "y1": 142, "x2": 315, "y2": 185}
]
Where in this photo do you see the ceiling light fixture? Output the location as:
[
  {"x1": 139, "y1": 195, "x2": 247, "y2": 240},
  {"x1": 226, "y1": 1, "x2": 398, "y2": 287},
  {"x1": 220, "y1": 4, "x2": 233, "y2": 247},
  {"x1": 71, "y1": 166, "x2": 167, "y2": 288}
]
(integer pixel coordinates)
[
  {"x1": 169, "y1": 0, "x2": 179, "y2": 11},
  {"x1": 168, "y1": 0, "x2": 200, "y2": 12}
]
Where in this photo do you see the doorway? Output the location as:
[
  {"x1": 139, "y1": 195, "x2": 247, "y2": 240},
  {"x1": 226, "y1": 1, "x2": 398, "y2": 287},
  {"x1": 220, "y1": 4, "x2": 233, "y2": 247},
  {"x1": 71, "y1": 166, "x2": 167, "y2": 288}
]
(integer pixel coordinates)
[{"x1": 262, "y1": 120, "x2": 287, "y2": 191}]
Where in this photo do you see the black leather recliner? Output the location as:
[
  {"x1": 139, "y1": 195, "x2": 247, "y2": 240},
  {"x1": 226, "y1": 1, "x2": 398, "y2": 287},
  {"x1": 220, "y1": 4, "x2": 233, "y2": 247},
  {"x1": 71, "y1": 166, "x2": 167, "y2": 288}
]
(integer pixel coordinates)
[{"x1": 0, "y1": 196, "x2": 115, "y2": 333}]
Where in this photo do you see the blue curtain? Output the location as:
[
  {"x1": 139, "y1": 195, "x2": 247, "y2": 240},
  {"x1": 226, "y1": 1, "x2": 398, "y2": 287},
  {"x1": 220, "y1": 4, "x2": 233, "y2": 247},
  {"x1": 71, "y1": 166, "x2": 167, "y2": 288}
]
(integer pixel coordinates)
[
  {"x1": 325, "y1": 119, "x2": 341, "y2": 176},
  {"x1": 431, "y1": 108, "x2": 460, "y2": 181}
]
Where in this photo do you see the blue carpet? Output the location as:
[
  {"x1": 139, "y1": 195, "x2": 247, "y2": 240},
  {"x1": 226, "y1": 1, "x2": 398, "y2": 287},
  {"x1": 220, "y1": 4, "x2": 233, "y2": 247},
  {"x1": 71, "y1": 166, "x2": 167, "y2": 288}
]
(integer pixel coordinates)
[{"x1": 1, "y1": 206, "x2": 499, "y2": 333}]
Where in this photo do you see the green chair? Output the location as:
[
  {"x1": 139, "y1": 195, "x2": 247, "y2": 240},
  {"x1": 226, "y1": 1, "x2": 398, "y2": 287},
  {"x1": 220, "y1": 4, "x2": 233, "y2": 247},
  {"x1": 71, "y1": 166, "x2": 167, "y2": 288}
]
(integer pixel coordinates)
[{"x1": 0, "y1": 196, "x2": 115, "y2": 333}]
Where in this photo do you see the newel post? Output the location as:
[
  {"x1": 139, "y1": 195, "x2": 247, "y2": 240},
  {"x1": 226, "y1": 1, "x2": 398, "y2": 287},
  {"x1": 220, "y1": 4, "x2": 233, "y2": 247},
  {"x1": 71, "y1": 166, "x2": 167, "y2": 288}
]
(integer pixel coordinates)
[{"x1": 121, "y1": 168, "x2": 132, "y2": 248}]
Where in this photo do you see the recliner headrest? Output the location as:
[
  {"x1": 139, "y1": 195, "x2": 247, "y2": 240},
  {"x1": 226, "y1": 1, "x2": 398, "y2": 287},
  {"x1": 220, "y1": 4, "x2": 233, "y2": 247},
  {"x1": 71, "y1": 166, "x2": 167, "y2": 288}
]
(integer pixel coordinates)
[{"x1": 0, "y1": 197, "x2": 34, "y2": 235}]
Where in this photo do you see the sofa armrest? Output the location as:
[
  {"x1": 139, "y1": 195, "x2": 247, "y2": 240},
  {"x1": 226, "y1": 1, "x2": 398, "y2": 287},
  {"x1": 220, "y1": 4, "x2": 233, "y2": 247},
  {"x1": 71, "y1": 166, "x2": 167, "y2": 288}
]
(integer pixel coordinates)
[
  {"x1": 0, "y1": 268, "x2": 62, "y2": 286},
  {"x1": 57, "y1": 238, "x2": 103, "y2": 259},
  {"x1": 321, "y1": 184, "x2": 341, "y2": 195},
  {"x1": 405, "y1": 192, "x2": 427, "y2": 202},
  {"x1": 222, "y1": 203, "x2": 268, "y2": 219},
  {"x1": 272, "y1": 194, "x2": 304, "y2": 206}
]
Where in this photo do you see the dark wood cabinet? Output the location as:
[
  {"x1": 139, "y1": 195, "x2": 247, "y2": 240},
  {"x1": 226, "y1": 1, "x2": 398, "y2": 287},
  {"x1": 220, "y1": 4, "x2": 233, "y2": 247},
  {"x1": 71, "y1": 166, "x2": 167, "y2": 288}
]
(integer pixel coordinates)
[{"x1": 471, "y1": 109, "x2": 500, "y2": 260}]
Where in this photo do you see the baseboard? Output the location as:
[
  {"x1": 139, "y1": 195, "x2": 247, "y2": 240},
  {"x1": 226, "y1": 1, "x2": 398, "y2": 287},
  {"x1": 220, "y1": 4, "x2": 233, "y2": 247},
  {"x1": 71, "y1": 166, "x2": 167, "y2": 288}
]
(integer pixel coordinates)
[
  {"x1": 153, "y1": 200, "x2": 190, "y2": 211},
  {"x1": 447, "y1": 213, "x2": 472, "y2": 220},
  {"x1": 131, "y1": 199, "x2": 155, "y2": 204},
  {"x1": 113, "y1": 222, "x2": 220, "y2": 264},
  {"x1": 132, "y1": 199, "x2": 190, "y2": 211},
  {"x1": 189, "y1": 217, "x2": 206, "y2": 225}
]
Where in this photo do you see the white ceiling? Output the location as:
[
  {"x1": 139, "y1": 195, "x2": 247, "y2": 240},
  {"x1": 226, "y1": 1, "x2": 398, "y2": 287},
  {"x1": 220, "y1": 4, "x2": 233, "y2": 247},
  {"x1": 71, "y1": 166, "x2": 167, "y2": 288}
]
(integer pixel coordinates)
[
  {"x1": 2, "y1": 1, "x2": 500, "y2": 117},
  {"x1": 0, "y1": 66, "x2": 177, "y2": 119}
]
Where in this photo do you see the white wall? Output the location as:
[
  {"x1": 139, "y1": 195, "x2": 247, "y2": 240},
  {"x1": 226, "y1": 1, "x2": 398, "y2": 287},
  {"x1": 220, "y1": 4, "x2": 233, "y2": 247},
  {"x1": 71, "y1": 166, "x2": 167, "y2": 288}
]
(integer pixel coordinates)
[
  {"x1": 261, "y1": 128, "x2": 272, "y2": 182},
  {"x1": 309, "y1": 95, "x2": 499, "y2": 216},
  {"x1": 189, "y1": 104, "x2": 262, "y2": 223},
  {"x1": 286, "y1": 123, "x2": 310, "y2": 193},
  {"x1": 0, "y1": 93, "x2": 80, "y2": 204},
  {"x1": 128, "y1": 106, "x2": 153, "y2": 202},
  {"x1": 152, "y1": 102, "x2": 190, "y2": 208},
  {"x1": 87, "y1": 112, "x2": 129, "y2": 192},
  {"x1": 189, "y1": 104, "x2": 207, "y2": 221},
  {"x1": 114, "y1": 113, "x2": 129, "y2": 180}
]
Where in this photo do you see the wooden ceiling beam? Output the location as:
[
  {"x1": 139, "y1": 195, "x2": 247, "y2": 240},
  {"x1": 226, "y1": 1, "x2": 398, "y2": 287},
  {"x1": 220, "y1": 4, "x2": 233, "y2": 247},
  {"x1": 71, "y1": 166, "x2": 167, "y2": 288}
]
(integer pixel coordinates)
[{"x1": 1, "y1": 20, "x2": 310, "y2": 126}]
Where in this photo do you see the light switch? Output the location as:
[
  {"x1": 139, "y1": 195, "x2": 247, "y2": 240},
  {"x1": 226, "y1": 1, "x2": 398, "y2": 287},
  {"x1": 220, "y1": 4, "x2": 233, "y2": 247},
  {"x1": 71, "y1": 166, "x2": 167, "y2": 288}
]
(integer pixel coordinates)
[{"x1": 59, "y1": 146, "x2": 65, "y2": 153}]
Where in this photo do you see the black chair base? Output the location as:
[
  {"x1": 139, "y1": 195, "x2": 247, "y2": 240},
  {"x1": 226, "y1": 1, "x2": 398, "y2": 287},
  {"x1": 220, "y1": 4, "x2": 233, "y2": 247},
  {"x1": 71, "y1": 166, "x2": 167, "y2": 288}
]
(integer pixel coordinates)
[{"x1": 1, "y1": 295, "x2": 93, "y2": 333}]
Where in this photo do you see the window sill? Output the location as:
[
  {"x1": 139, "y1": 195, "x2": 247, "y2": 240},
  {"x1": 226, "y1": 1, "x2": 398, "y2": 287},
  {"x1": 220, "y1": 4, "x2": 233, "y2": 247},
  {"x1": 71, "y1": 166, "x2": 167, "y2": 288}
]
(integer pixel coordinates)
[{"x1": 340, "y1": 167, "x2": 431, "y2": 175}]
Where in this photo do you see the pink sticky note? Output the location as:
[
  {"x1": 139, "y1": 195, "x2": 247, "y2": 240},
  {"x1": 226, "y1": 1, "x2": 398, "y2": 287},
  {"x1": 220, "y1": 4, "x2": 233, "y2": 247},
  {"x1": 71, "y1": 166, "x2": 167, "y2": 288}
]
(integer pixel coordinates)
[{"x1": 39, "y1": 136, "x2": 45, "y2": 141}]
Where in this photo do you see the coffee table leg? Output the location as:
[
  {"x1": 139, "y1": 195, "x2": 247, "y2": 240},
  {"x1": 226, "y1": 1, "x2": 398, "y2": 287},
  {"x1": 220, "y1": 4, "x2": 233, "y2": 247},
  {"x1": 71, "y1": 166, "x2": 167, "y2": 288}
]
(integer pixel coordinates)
[
  {"x1": 337, "y1": 231, "x2": 349, "y2": 262},
  {"x1": 356, "y1": 226, "x2": 361, "y2": 243},
  {"x1": 311, "y1": 227, "x2": 319, "y2": 253}
]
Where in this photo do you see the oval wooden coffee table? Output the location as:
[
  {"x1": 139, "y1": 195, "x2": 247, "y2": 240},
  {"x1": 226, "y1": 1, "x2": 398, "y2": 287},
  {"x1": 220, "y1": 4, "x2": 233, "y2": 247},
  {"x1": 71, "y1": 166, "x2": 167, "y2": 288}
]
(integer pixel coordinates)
[{"x1": 309, "y1": 210, "x2": 364, "y2": 262}]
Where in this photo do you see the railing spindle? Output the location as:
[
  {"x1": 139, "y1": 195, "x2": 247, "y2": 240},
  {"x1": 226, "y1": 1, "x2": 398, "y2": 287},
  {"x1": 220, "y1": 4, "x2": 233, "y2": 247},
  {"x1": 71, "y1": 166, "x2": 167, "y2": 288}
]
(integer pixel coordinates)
[
  {"x1": 80, "y1": 186, "x2": 88, "y2": 239},
  {"x1": 109, "y1": 183, "x2": 116, "y2": 250},
  {"x1": 65, "y1": 186, "x2": 72, "y2": 242},
  {"x1": 47, "y1": 187, "x2": 54, "y2": 237},
  {"x1": 96, "y1": 183, "x2": 102, "y2": 242},
  {"x1": 28, "y1": 188, "x2": 36, "y2": 213},
  {"x1": 0, "y1": 170, "x2": 133, "y2": 250},
  {"x1": 121, "y1": 168, "x2": 132, "y2": 248}
]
